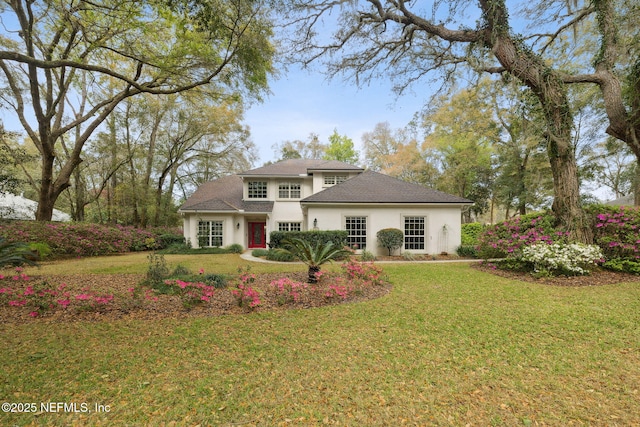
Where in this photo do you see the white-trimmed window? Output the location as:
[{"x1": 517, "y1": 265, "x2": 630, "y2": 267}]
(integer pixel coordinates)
[
  {"x1": 404, "y1": 216, "x2": 425, "y2": 250},
  {"x1": 323, "y1": 174, "x2": 347, "y2": 186},
  {"x1": 278, "y1": 222, "x2": 302, "y2": 232},
  {"x1": 198, "y1": 220, "x2": 223, "y2": 247},
  {"x1": 248, "y1": 181, "x2": 267, "y2": 199},
  {"x1": 278, "y1": 182, "x2": 301, "y2": 199},
  {"x1": 345, "y1": 216, "x2": 367, "y2": 249}
]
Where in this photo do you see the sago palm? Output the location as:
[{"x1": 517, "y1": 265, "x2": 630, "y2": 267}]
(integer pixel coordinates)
[
  {"x1": 279, "y1": 238, "x2": 351, "y2": 283},
  {"x1": 0, "y1": 237, "x2": 38, "y2": 269}
]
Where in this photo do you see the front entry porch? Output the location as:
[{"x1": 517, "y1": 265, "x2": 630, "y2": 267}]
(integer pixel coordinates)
[{"x1": 247, "y1": 221, "x2": 267, "y2": 248}]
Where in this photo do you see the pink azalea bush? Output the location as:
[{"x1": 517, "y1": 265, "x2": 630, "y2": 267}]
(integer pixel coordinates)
[
  {"x1": 161, "y1": 279, "x2": 216, "y2": 309},
  {"x1": 0, "y1": 271, "x2": 115, "y2": 316},
  {"x1": 2, "y1": 256, "x2": 390, "y2": 319},
  {"x1": 476, "y1": 212, "x2": 565, "y2": 259},
  {"x1": 0, "y1": 221, "x2": 182, "y2": 258},
  {"x1": 325, "y1": 282, "x2": 351, "y2": 299},
  {"x1": 269, "y1": 277, "x2": 307, "y2": 305},
  {"x1": 477, "y1": 206, "x2": 640, "y2": 274},
  {"x1": 341, "y1": 259, "x2": 385, "y2": 286},
  {"x1": 590, "y1": 205, "x2": 640, "y2": 259},
  {"x1": 588, "y1": 205, "x2": 640, "y2": 273},
  {"x1": 231, "y1": 266, "x2": 261, "y2": 309}
]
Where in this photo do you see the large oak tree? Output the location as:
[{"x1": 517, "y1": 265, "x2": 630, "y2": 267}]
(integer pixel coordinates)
[
  {"x1": 0, "y1": 0, "x2": 274, "y2": 221},
  {"x1": 283, "y1": 0, "x2": 638, "y2": 242}
]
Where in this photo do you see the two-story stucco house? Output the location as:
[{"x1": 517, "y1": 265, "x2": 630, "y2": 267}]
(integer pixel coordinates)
[{"x1": 179, "y1": 159, "x2": 473, "y2": 256}]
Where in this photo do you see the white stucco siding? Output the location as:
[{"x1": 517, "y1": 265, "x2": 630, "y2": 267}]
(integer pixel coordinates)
[
  {"x1": 184, "y1": 213, "x2": 239, "y2": 249},
  {"x1": 271, "y1": 201, "x2": 305, "y2": 230},
  {"x1": 306, "y1": 204, "x2": 463, "y2": 256}
]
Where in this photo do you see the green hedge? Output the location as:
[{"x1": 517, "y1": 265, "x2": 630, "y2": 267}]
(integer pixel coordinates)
[
  {"x1": 269, "y1": 230, "x2": 348, "y2": 249},
  {"x1": 461, "y1": 222, "x2": 484, "y2": 246}
]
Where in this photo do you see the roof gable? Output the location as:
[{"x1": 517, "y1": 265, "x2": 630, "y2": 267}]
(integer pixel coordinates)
[
  {"x1": 301, "y1": 170, "x2": 473, "y2": 204},
  {"x1": 179, "y1": 175, "x2": 273, "y2": 213}
]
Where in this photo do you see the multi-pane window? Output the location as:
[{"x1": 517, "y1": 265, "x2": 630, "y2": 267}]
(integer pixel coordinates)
[
  {"x1": 278, "y1": 222, "x2": 302, "y2": 232},
  {"x1": 278, "y1": 182, "x2": 301, "y2": 199},
  {"x1": 323, "y1": 174, "x2": 347, "y2": 186},
  {"x1": 345, "y1": 216, "x2": 367, "y2": 250},
  {"x1": 248, "y1": 181, "x2": 267, "y2": 199},
  {"x1": 198, "y1": 220, "x2": 223, "y2": 247},
  {"x1": 404, "y1": 216, "x2": 425, "y2": 250}
]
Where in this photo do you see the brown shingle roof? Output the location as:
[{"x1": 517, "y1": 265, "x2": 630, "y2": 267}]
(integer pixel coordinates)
[
  {"x1": 301, "y1": 170, "x2": 473, "y2": 204},
  {"x1": 239, "y1": 159, "x2": 363, "y2": 176},
  {"x1": 179, "y1": 175, "x2": 273, "y2": 213}
]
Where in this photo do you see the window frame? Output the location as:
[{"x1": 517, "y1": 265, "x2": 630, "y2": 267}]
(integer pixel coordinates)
[
  {"x1": 404, "y1": 216, "x2": 426, "y2": 251},
  {"x1": 277, "y1": 181, "x2": 302, "y2": 199},
  {"x1": 323, "y1": 174, "x2": 348, "y2": 187},
  {"x1": 344, "y1": 216, "x2": 367, "y2": 250},
  {"x1": 247, "y1": 181, "x2": 268, "y2": 199},
  {"x1": 277, "y1": 222, "x2": 302, "y2": 232},
  {"x1": 198, "y1": 220, "x2": 224, "y2": 247}
]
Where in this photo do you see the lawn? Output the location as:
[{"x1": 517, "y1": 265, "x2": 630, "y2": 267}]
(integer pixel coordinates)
[{"x1": 1, "y1": 255, "x2": 639, "y2": 426}]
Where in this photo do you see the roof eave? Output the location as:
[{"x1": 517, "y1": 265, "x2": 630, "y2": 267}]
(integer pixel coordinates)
[{"x1": 300, "y1": 201, "x2": 474, "y2": 206}]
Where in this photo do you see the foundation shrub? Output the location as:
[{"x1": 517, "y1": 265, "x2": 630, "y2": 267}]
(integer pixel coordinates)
[
  {"x1": 225, "y1": 243, "x2": 244, "y2": 254},
  {"x1": 269, "y1": 230, "x2": 348, "y2": 249},
  {"x1": 376, "y1": 228, "x2": 404, "y2": 256},
  {"x1": 266, "y1": 249, "x2": 296, "y2": 262},
  {"x1": 251, "y1": 249, "x2": 269, "y2": 257}
]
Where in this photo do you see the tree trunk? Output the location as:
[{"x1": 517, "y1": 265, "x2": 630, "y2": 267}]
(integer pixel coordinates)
[
  {"x1": 35, "y1": 138, "x2": 78, "y2": 221},
  {"x1": 481, "y1": 0, "x2": 591, "y2": 243},
  {"x1": 72, "y1": 166, "x2": 86, "y2": 222},
  {"x1": 634, "y1": 161, "x2": 640, "y2": 206},
  {"x1": 308, "y1": 266, "x2": 320, "y2": 284}
]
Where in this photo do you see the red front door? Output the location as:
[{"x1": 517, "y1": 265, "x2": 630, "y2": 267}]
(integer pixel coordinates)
[{"x1": 248, "y1": 222, "x2": 266, "y2": 248}]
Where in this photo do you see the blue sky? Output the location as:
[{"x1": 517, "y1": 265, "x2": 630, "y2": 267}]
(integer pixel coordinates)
[{"x1": 243, "y1": 64, "x2": 426, "y2": 165}]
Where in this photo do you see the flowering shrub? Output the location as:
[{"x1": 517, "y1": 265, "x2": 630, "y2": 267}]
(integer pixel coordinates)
[
  {"x1": 590, "y1": 206, "x2": 640, "y2": 259},
  {"x1": 161, "y1": 279, "x2": 216, "y2": 309},
  {"x1": 325, "y1": 282, "x2": 351, "y2": 299},
  {"x1": 73, "y1": 290, "x2": 115, "y2": 312},
  {"x1": 520, "y1": 243, "x2": 604, "y2": 276},
  {"x1": 2, "y1": 258, "x2": 389, "y2": 319},
  {"x1": 0, "y1": 271, "x2": 115, "y2": 316},
  {"x1": 0, "y1": 221, "x2": 182, "y2": 258},
  {"x1": 231, "y1": 266, "x2": 261, "y2": 309},
  {"x1": 269, "y1": 277, "x2": 307, "y2": 305},
  {"x1": 585, "y1": 205, "x2": 640, "y2": 274},
  {"x1": 320, "y1": 259, "x2": 386, "y2": 301},
  {"x1": 231, "y1": 284, "x2": 261, "y2": 309},
  {"x1": 476, "y1": 212, "x2": 565, "y2": 259},
  {"x1": 341, "y1": 259, "x2": 385, "y2": 287}
]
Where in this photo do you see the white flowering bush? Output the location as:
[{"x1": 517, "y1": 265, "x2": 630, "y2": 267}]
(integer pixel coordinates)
[{"x1": 520, "y1": 243, "x2": 604, "y2": 276}]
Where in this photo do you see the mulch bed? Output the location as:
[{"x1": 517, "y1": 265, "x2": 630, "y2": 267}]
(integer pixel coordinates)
[
  {"x1": 0, "y1": 272, "x2": 392, "y2": 324},
  {"x1": 3, "y1": 262, "x2": 639, "y2": 325},
  {"x1": 472, "y1": 262, "x2": 640, "y2": 287}
]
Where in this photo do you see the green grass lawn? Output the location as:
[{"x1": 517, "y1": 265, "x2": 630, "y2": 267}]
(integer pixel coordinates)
[{"x1": 1, "y1": 256, "x2": 639, "y2": 426}]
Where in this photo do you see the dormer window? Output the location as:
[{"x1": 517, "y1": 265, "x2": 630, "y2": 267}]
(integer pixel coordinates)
[
  {"x1": 278, "y1": 182, "x2": 301, "y2": 199},
  {"x1": 323, "y1": 174, "x2": 347, "y2": 186},
  {"x1": 247, "y1": 181, "x2": 267, "y2": 198}
]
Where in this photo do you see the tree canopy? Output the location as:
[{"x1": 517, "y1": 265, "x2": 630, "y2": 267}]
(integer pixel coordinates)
[
  {"x1": 281, "y1": 0, "x2": 640, "y2": 242},
  {"x1": 0, "y1": 0, "x2": 275, "y2": 220}
]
